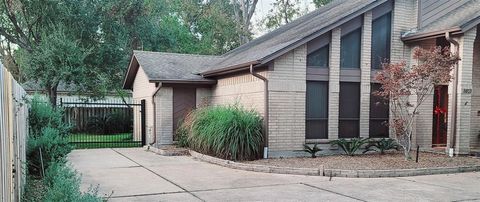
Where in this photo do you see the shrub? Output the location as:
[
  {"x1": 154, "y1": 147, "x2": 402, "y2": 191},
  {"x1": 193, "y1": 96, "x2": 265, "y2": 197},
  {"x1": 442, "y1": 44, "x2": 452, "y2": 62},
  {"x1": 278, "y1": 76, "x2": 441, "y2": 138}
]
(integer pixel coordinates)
[
  {"x1": 28, "y1": 95, "x2": 69, "y2": 138},
  {"x1": 303, "y1": 144, "x2": 321, "y2": 158},
  {"x1": 27, "y1": 95, "x2": 72, "y2": 176},
  {"x1": 181, "y1": 105, "x2": 263, "y2": 161},
  {"x1": 363, "y1": 138, "x2": 400, "y2": 155},
  {"x1": 43, "y1": 162, "x2": 101, "y2": 202},
  {"x1": 330, "y1": 138, "x2": 369, "y2": 156},
  {"x1": 27, "y1": 127, "x2": 72, "y2": 176}
]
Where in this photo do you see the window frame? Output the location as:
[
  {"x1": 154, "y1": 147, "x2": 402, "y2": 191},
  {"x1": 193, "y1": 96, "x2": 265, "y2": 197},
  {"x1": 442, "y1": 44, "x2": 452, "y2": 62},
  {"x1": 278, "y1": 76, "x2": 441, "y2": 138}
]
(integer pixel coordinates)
[
  {"x1": 339, "y1": 82, "x2": 361, "y2": 138},
  {"x1": 340, "y1": 28, "x2": 362, "y2": 69},
  {"x1": 369, "y1": 83, "x2": 390, "y2": 138},
  {"x1": 307, "y1": 44, "x2": 330, "y2": 68},
  {"x1": 371, "y1": 12, "x2": 392, "y2": 70},
  {"x1": 306, "y1": 81, "x2": 329, "y2": 139}
]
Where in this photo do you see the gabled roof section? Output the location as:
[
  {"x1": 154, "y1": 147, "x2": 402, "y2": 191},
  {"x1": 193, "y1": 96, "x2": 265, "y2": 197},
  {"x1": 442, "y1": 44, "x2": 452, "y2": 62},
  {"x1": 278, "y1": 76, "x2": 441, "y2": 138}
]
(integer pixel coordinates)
[
  {"x1": 123, "y1": 51, "x2": 221, "y2": 89},
  {"x1": 402, "y1": 0, "x2": 480, "y2": 42},
  {"x1": 201, "y1": 0, "x2": 387, "y2": 76}
]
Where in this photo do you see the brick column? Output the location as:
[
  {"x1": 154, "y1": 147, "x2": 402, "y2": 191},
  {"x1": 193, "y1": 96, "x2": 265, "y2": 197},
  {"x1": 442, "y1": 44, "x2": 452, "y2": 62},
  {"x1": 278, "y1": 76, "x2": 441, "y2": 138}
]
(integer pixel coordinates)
[
  {"x1": 360, "y1": 11, "x2": 372, "y2": 139},
  {"x1": 454, "y1": 27, "x2": 477, "y2": 154},
  {"x1": 155, "y1": 87, "x2": 173, "y2": 146},
  {"x1": 329, "y1": 28, "x2": 341, "y2": 140}
]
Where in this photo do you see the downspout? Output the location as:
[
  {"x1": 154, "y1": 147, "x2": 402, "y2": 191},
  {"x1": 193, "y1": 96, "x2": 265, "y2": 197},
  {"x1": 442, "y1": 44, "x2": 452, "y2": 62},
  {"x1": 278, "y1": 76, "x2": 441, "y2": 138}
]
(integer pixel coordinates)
[
  {"x1": 151, "y1": 83, "x2": 163, "y2": 146},
  {"x1": 445, "y1": 32, "x2": 459, "y2": 155},
  {"x1": 249, "y1": 64, "x2": 269, "y2": 158}
]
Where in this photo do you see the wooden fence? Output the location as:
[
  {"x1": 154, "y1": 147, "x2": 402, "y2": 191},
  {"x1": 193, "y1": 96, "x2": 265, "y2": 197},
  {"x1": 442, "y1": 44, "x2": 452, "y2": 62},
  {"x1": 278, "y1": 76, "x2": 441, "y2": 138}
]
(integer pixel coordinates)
[{"x1": 0, "y1": 65, "x2": 28, "y2": 202}]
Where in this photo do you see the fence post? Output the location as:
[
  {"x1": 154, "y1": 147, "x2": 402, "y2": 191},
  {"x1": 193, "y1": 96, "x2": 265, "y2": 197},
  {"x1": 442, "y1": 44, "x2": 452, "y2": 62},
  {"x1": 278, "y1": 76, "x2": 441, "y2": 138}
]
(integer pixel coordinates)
[{"x1": 140, "y1": 100, "x2": 146, "y2": 146}]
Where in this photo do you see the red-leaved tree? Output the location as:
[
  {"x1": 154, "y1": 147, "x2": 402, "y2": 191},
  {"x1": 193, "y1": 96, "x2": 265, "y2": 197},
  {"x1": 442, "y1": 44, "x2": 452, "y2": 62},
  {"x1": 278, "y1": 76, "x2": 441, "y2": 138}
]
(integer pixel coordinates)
[{"x1": 375, "y1": 47, "x2": 459, "y2": 159}]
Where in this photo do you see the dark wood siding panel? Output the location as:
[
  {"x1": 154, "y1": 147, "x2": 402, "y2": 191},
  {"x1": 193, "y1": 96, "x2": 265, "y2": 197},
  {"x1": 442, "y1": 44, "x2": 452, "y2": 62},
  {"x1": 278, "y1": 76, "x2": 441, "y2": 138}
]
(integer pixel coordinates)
[{"x1": 173, "y1": 87, "x2": 196, "y2": 134}]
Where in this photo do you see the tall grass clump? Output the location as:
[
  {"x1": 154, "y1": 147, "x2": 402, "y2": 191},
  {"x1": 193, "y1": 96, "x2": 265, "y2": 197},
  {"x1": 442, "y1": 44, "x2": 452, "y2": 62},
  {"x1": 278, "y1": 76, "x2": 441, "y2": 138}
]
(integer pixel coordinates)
[{"x1": 178, "y1": 105, "x2": 263, "y2": 161}]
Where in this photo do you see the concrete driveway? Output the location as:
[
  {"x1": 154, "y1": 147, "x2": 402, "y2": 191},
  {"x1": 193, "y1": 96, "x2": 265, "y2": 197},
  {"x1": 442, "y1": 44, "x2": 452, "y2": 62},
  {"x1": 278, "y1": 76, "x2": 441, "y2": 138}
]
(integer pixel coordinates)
[{"x1": 68, "y1": 148, "x2": 480, "y2": 202}]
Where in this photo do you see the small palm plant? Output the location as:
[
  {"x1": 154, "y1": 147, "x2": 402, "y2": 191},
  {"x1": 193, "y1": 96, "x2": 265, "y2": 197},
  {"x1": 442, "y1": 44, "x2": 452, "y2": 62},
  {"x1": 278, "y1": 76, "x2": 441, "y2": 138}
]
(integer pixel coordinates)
[
  {"x1": 303, "y1": 143, "x2": 321, "y2": 158},
  {"x1": 363, "y1": 138, "x2": 400, "y2": 155},
  {"x1": 330, "y1": 138, "x2": 369, "y2": 156}
]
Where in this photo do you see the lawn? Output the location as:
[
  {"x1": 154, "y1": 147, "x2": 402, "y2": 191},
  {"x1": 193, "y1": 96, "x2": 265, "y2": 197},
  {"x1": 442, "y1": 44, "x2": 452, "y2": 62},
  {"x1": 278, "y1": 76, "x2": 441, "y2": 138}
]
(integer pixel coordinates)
[{"x1": 68, "y1": 133, "x2": 142, "y2": 149}]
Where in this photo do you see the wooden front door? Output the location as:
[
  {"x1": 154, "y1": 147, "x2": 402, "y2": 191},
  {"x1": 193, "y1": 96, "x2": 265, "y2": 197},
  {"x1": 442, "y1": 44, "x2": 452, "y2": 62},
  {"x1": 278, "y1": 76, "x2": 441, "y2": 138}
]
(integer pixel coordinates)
[
  {"x1": 173, "y1": 87, "x2": 196, "y2": 140},
  {"x1": 432, "y1": 85, "x2": 448, "y2": 147}
]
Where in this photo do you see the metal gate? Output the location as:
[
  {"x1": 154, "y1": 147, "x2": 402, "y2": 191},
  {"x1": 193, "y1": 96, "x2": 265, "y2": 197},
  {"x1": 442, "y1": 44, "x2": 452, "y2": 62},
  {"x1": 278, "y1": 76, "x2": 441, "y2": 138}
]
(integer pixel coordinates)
[{"x1": 60, "y1": 98, "x2": 146, "y2": 149}]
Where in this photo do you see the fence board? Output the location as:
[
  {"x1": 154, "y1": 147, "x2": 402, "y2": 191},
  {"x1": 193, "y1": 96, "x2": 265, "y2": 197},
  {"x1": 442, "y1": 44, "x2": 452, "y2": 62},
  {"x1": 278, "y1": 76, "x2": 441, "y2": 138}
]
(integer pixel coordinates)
[{"x1": 0, "y1": 64, "x2": 28, "y2": 202}]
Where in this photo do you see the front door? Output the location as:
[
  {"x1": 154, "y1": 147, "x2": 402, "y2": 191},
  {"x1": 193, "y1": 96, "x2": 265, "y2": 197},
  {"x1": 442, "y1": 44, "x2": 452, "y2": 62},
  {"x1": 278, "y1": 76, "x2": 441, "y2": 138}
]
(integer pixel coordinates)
[
  {"x1": 432, "y1": 85, "x2": 448, "y2": 147},
  {"x1": 173, "y1": 87, "x2": 196, "y2": 140}
]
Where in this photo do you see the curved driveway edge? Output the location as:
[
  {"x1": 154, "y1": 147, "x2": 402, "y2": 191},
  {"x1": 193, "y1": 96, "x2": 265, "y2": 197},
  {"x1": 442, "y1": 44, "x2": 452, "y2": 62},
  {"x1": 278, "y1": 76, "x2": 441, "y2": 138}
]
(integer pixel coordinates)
[{"x1": 189, "y1": 150, "x2": 480, "y2": 178}]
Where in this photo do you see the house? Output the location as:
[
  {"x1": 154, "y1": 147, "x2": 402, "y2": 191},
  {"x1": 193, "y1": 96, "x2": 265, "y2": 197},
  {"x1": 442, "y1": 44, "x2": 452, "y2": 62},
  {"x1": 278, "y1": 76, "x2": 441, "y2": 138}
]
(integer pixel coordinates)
[{"x1": 123, "y1": 0, "x2": 480, "y2": 157}]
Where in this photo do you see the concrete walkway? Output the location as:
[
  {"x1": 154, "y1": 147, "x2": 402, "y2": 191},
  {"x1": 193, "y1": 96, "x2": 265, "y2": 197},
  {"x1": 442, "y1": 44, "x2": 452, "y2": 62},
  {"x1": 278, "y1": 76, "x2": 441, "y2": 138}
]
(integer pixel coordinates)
[{"x1": 68, "y1": 148, "x2": 480, "y2": 202}]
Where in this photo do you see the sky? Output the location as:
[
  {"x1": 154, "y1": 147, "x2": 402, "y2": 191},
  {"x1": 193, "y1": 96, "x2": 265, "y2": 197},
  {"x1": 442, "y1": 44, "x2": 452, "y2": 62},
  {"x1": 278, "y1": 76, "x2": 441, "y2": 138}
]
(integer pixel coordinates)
[{"x1": 251, "y1": 0, "x2": 316, "y2": 37}]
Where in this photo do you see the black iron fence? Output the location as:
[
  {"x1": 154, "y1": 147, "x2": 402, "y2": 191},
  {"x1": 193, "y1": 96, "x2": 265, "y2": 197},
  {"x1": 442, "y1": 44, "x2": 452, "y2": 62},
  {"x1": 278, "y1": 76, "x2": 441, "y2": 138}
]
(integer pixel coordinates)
[{"x1": 60, "y1": 98, "x2": 145, "y2": 149}]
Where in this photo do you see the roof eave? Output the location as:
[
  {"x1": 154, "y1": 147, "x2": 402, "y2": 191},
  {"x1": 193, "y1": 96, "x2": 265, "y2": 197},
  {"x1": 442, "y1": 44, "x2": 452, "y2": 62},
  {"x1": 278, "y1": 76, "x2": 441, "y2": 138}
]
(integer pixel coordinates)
[
  {"x1": 150, "y1": 79, "x2": 217, "y2": 85},
  {"x1": 122, "y1": 54, "x2": 139, "y2": 90},
  {"x1": 201, "y1": 61, "x2": 261, "y2": 77},
  {"x1": 401, "y1": 27, "x2": 462, "y2": 43}
]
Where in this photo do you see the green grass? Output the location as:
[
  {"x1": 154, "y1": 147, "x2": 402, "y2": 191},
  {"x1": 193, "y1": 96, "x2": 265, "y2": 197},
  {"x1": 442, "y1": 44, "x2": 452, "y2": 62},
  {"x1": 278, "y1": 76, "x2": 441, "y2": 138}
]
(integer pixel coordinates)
[{"x1": 68, "y1": 133, "x2": 142, "y2": 149}]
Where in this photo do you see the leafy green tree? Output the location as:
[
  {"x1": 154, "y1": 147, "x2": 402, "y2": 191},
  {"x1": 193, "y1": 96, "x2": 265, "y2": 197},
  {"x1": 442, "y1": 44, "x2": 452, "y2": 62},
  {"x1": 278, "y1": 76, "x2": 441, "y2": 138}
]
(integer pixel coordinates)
[
  {"x1": 313, "y1": 0, "x2": 333, "y2": 8},
  {"x1": 261, "y1": 0, "x2": 301, "y2": 30},
  {"x1": 231, "y1": 0, "x2": 258, "y2": 44},
  {"x1": 1, "y1": 0, "x2": 249, "y2": 106}
]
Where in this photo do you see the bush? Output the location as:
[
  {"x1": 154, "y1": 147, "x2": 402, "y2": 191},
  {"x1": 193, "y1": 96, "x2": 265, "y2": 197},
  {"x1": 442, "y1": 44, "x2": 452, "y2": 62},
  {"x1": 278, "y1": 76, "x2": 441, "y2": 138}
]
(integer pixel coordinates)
[
  {"x1": 28, "y1": 95, "x2": 69, "y2": 138},
  {"x1": 27, "y1": 96, "x2": 72, "y2": 176},
  {"x1": 363, "y1": 138, "x2": 400, "y2": 155},
  {"x1": 180, "y1": 105, "x2": 263, "y2": 161},
  {"x1": 27, "y1": 127, "x2": 72, "y2": 175},
  {"x1": 43, "y1": 162, "x2": 101, "y2": 202},
  {"x1": 303, "y1": 144, "x2": 321, "y2": 158},
  {"x1": 330, "y1": 138, "x2": 369, "y2": 156}
]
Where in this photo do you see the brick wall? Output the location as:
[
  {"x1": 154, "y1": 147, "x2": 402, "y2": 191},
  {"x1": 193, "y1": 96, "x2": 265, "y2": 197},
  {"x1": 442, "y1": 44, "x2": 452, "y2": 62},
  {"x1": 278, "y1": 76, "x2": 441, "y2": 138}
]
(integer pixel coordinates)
[
  {"x1": 268, "y1": 45, "x2": 307, "y2": 155},
  {"x1": 360, "y1": 12, "x2": 372, "y2": 138},
  {"x1": 415, "y1": 39, "x2": 436, "y2": 149},
  {"x1": 455, "y1": 27, "x2": 477, "y2": 154},
  {"x1": 328, "y1": 28, "x2": 341, "y2": 140},
  {"x1": 209, "y1": 71, "x2": 266, "y2": 116},
  {"x1": 154, "y1": 87, "x2": 173, "y2": 145},
  {"x1": 471, "y1": 29, "x2": 480, "y2": 151}
]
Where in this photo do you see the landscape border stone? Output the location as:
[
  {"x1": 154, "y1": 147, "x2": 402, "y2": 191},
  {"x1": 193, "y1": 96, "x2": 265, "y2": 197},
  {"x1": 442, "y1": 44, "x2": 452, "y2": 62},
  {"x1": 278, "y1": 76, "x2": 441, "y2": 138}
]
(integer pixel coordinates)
[{"x1": 189, "y1": 150, "x2": 480, "y2": 178}]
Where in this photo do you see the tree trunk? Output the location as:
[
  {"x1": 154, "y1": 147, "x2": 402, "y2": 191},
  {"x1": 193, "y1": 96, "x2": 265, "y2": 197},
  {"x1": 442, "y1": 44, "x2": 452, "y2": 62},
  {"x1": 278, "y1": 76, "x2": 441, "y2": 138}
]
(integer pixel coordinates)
[{"x1": 47, "y1": 84, "x2": 58, "y2": 107}]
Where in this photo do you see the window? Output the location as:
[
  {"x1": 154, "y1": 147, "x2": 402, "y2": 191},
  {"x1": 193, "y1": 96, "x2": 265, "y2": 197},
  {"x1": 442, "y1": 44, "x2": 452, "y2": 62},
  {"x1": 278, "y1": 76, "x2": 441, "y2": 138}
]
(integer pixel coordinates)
[
  {"x1": 307, "y1": 45, "x2": 329, "y2": 68},
  {"x1": 340, "y1": 28, "x2": 361, "y2": 69},
  {"x1": 306, "y1": 82, "x2": 328, "y2": 139},
  {"x1": 339, "y1": 82, "x2": 360, "y2": 138},
  {"x1": 369, "y1": 83, "x2": 389, "y2": 138},
  {"x1": 371, "y1": 12, "x2": 391, "y2": 69}
]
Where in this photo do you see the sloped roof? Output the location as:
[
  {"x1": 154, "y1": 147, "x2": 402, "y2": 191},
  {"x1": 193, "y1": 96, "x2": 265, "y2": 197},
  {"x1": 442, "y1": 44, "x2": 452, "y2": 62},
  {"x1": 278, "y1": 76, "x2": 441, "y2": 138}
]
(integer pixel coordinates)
[
  {"x1": 202, "y1": 0, "x2": 387, "y2": 75},
  {"x1": 402, "y1": 0, "x2": 480, "y2": 41},
  {"x1": 123, "y1": 51, "x2": 221, "y2": 89}
]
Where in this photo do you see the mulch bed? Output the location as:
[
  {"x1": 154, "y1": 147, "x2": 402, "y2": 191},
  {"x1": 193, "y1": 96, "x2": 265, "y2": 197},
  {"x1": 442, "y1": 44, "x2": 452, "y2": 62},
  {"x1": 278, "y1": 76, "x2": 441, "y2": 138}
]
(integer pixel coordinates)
[{"x1": 244, "y1": 152, "x2": 480, "y2": 170}]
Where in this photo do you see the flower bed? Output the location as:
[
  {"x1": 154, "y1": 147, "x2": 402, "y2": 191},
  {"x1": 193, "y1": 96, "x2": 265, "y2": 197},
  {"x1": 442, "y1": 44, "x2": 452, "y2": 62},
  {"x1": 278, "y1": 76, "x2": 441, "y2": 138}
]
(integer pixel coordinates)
[{"x1": 245, "y1": 152, "x2": 480, "y2": 170}]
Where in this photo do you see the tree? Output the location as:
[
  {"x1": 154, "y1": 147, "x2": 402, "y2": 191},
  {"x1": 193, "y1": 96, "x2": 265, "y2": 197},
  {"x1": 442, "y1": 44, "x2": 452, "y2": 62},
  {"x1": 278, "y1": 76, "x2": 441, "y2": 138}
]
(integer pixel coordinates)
[
  {"x1": 261, "y1": 0, "x2": 301, "y2": 30},
  {"x1": 17, "y1": 28, "x2": 90, "y2": 106},
  {"x1": 313, "y1": 0, "x2": 332, "y2": 8},
  {"x1": 231, "y1": 0, "x2": 258, "y2": 44},
  {"x1": 375, "y1": 47, "x2": 459, "y2": 160}
]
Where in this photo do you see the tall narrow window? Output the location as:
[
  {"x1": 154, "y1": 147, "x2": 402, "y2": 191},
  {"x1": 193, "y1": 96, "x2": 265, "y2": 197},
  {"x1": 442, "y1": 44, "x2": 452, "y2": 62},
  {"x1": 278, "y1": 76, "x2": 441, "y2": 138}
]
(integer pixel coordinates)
[
  {"x1": 339, "y1": 82, "x2": 360, "y2": 138},
  {"x1": 369, "y1": 83, "x2": 389, "y2": 138},
  {"x1": 340, "y1": 28, "x2": 361, "y2": 69},
  {"x1": 307, "y1": 45, "x2": 329, "y2": 68},
  {"x1": 306, "y1": 82, "x2": 328, "y2": 139},
  {"x1": 371, "y1": 12, "x2": 391, "y2": 69}
]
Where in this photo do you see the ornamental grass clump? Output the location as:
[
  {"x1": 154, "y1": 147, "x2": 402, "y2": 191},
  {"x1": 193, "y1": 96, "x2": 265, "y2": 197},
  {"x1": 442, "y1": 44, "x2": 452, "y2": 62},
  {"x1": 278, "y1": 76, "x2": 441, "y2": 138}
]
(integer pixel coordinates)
[{"x1": 179, "y1": 105, "x2": 263, "y2": 161}]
